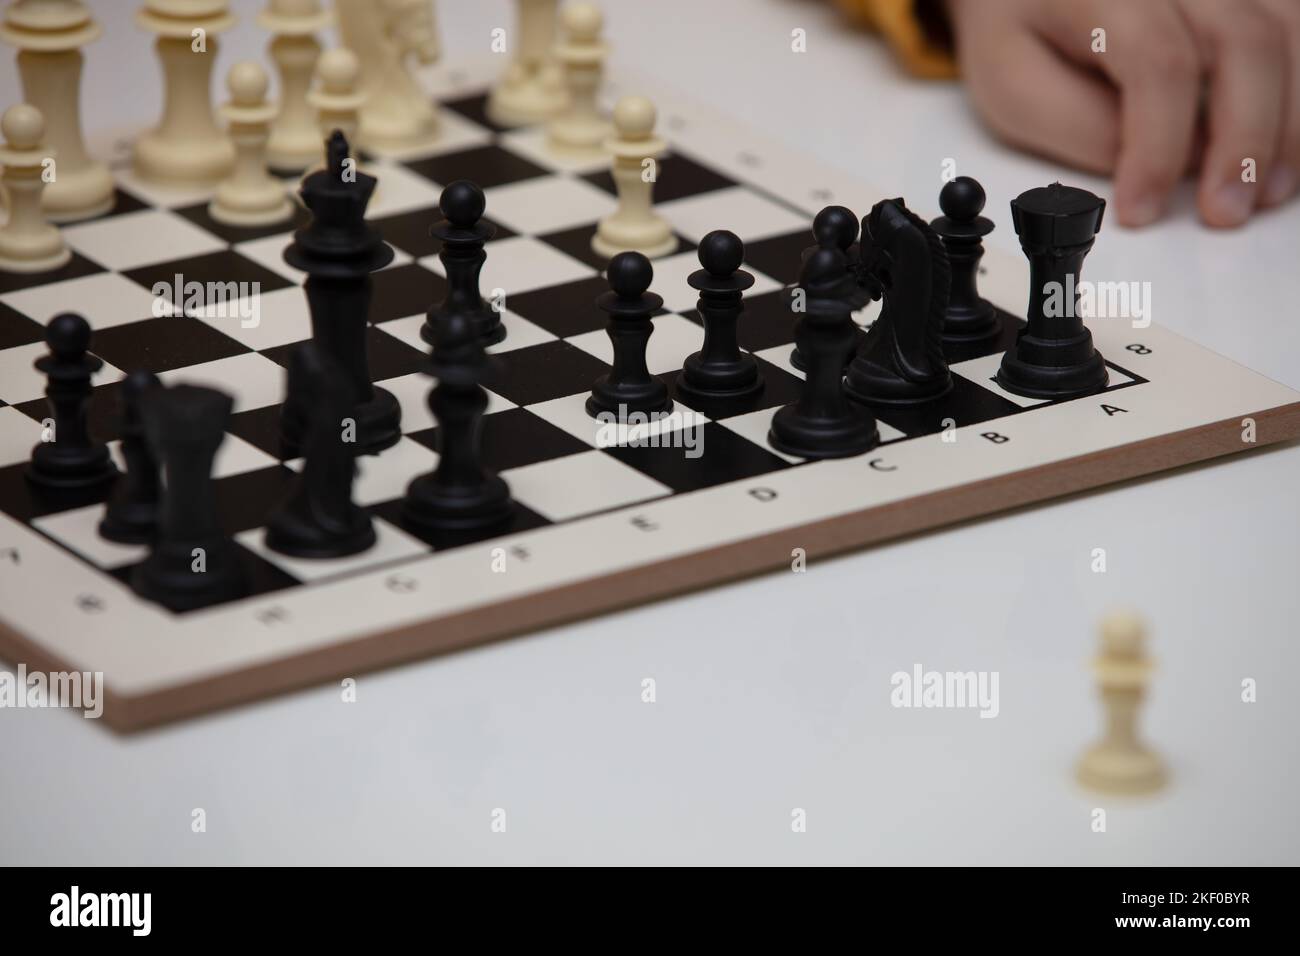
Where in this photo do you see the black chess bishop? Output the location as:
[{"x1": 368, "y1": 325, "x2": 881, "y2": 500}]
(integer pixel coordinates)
[
  {"x1": 587, "y1": 251, "x2": 673, "y2": 420},
  {"x1": 421, "y1": 180, "x2": 504, "y2": 348},
  {"x1": 769, "y1": 247, "x2": 878, "y2": 459},
  {"x1": 265, "y1": 343, "x2": 376, "y2": 558},
  {"x1": 98, "y1": 369, "x2": 162, "y2": 544},
  {"x1": 676, "y1": 230, "x2": 763, "y2": 405},
  {"x1": 282, "y1": 130, "x2": 400, "y2": 456},
  {"x1": 131, "y1": 384, "x2": 249, "y2": 612},
  {"x1": 997, "y1": 182, "x2": 1109, "y2": 399},
  {"x1": 845, "y1": 197, "x2": 953, "y2": 405},
  {"x1": 402, "y1": 309, "x2": 514, "y2": 535},
  {"x1": 26, "y1": 312, "x2": 118, "y2": 490},
  {"x1": 930, "y1": 176, "x2": 1001, "y2": 349}
]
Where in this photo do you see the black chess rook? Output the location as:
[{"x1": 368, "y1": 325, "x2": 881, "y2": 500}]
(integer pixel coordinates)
[
  {"x1": 26, "y1": 313, "x2": 119, "y2": 491},
  {"x1": 131, "y1": 384, "x2": 249, "y2": 612},
  {"x1": 421, "y1": 180, "x2": 504, "y2": 348},
  {"x1": 997, "y1": 182, "x2": 1109, "y2": 399},
  {"x1": 281, "y1": 130, "x2": 400, "y2": 456}
]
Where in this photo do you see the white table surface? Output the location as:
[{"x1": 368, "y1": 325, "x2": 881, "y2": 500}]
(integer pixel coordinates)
[{"x1": 1, "y1": 0, "x2": 1297, "y2": 866}]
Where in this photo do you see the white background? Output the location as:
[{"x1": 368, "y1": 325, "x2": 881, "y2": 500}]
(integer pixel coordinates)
[{"x1": 0, "y1": 0, "x2": 1297, "y2": 865}]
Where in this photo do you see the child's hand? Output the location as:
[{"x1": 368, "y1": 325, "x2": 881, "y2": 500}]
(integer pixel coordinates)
[{"x1": 946, "y1": 0, "x2": 1299, "y2": 227}]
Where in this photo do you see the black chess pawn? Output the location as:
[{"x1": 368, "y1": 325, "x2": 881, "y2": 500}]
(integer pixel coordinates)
[
  {"x1": 420, "y1": 180, "x2": 503, "y2": 349},
  {"x1": 845, "y1": 198, "x2": 953, "y2": 404},
  {"x1": 930, "y1": 176, "x2": 1000, "y2": 348},
  {"x1": 586, "y1": 251, "x2": 673, "y2": 420},
  {"x1": 265, "y1": 343, "x2": 376, "y2": 558},
  {"x1": 282, "y1": 130, "x2": 400, "y2": 457},
  {"x1": 402, "y1": 310, "x2": 514, "y2": 535},
  {"x1": 676, "y1": 230, "x2": 763, "y2": 405},
  {"x1": 26, "y1": 312, "x2": 119, "y2": 490},
  {"x1": 769, "y1": 248, "x2": 878, "y2": 459},
  {"x1": 131, "y1": 385, "x2": 249, "y2": 612},
  {"x1": 791, "y1": 205, "x2": 869, "y2": 372},
  {"x1": 98, "y1": 370, "x2": 162, "y2": 544},
  {"x1": 997, "y1": 182, "x2": 1109, "y2": 400}
]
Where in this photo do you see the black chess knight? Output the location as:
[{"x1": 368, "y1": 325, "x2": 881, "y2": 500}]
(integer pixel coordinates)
[
  {"x1": 845, "y1": 198, "x2": 952, "y2": 405},
  {"x1": 282, "y1": 130, "x2": 400, "y2": 456},
  {"x1": 997, "y1": 182, "x2": 1109, "y2": 399},
  {"x1": 421, "y1": 180, "x2": 504, "y2": 348}
]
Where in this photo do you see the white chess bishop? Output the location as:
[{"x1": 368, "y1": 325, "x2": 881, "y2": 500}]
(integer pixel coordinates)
[
  {"x1": 209, "y1": 61, "x2": 292, "y2": 227},
  {"x1": 487, "y1": 0, "x2": 565, "y2": 127},
  {"x1": 0, "y1": 103, "x2": 70, "y2": 273},
  {"x1": 0, "y1": 0, "x2": 115, "y2": 222},
  {"x1": 132, "y1": 0, "x2": 236, "y2": 187},
  {"x1": 258, "y1": 0, "x2": 334, "y2": 173},
  {"x1": 546, "y1": 1, "x2": 610, "y2": 159},
  {"x1": 336, "y1": 0, "x2": 441, "y2": 155},
  {"x1": 592, "y1": 96, "x2": 675, "y2": 260}
]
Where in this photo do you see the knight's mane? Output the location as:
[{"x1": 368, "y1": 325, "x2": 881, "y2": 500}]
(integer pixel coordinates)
[{"x1": 892, "y1": 202, "x2": 951, "y2": 344}]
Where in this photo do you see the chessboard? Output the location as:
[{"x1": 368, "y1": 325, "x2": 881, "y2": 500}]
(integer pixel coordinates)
[{"x1": 2, "y1": 58, "x2": 1298, "y2": 731}]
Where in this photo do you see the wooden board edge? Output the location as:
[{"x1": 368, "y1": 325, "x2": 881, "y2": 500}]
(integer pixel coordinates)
[{"x1": 2, "y1": 403, "x2": 1297, "y2": 732}]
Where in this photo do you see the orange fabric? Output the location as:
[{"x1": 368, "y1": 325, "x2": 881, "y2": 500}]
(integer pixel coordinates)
[{"x1": 833, "y1": 0, "x2": 958, "y2": 80}]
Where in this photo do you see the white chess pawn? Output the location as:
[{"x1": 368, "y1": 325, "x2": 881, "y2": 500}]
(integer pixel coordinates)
[
  {"x1": 132, "y1": 0, "x2": 236, "y2": 187},
  {"x1": 258, "y1": 0, "x2": 334, "y2": 173},
  {"x1": 209, "y1": 62, "x2": 293, "y2": 226},
  {"x1": 1076, "y1": 611, "x2": 1168, "y2": 795},
  {"x1": 0, "y1": 104, "x2": 71, "y2": 273},
  {"x1": 592, "y1": 96, "x2": 675, "y2": 260},
  {"x1": 307, "y1": 47, "x2": 364, "y2": 171},
  {"x1": 0, "y1": 0, "x2": 115, "y2": 222},
  {"x1": 486, "y1": 0, "x2": 565, "y2": 127},
  {"x1": 546, "y1": 2, "x2": 610, "y2": 158},
  {"x1": 338, "y1": 0, "x2": 441, "y2": 155}
]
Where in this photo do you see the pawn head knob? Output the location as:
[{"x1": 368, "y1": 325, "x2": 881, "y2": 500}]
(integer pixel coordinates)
[
  {"x1": 812, "y1": 205, "x2": 858, "y2": 251},
  {"x1": 228, "y1": 60, "x2": 269, "y2": 106},
  {"x1": 46, "y1": 312, "x2": 92, "y2": 358},
  {"x1": 440, "y1": 180, "x2": 486, "y2": 229},
  {"x1": 698, "y1": 230, "x2": 744, "y2": 277},
  {"x1": 2, "y1": 103, "x2": 44, "y2": 151},
  {"x1": 939, "y1": 176, "x2": 986, "y2": 221},
  {"x1": 607, "y1": 251, "x2": 653, "y2": 299}
]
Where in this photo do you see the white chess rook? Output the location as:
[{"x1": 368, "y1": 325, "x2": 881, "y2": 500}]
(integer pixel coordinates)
[
  {"x1": 546, "y1": 1, "x2": 610, "y2": 158},
  {"x1": 210, "y1": 61, "x2": 292, "y2": 227},
  {"x1": 337, "y1": 0, "x2": 441, "y2": 155},
  {"x1": 592, "y1": 96, "x2": 675, "y2": 260},
  {"x1": 0, "y1": 103, "x2": 71, "y2": 273},
  {"x1": 132, "y1": 0, "x2": 236, "y2": 187},
  {"x1": 258, "y1": 0, "x2": 334, "y2": 173},
  {"x1": 0, "y1": 0, "x2": 115, "y2": 222},
  {"x1": 487, "y1": 0, "x2": 564, "y2": 127}
]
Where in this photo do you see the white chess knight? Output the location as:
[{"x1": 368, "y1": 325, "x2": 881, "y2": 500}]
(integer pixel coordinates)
[
  {"x1": 546, "y1": 1, "x2": 610, "y2": 159},
  {"x1": 1076, "y1": 611, "x2": 1168, "y2": 795},
  {"x1": 0, "y1": 104, "x2": 71, "y2": 273},
  {"x1": 487, "y1": 0, "x2": 565, "y2": 127},
  {"x1": 592, "y1": 96, "x2": 675, "y2": 260},
  {"x1": 0, "y1": 0, "x2": 115, "y2": 222},
  {"x1": 258, "y1": 0, "x2": 334, "y2": 173},
  {"x1": 336, "y1": 0, "x2": 441, "y2": 155},
  {"x1": 210, "y1": 62, "x2": 293, "y2": 227},
  {"x1": 132, "y1": 0, "x2": 236, "y2": 187}
]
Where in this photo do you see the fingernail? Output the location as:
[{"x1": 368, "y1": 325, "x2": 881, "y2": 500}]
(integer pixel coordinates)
[
  {"x1": 1265, "y1": 166, "x2": 1297, "y2": 205},
  {"x1": 1207, "y1": 181, "x2": 1254, "y2": 226},
  {"x1": 1122, "y1": 194, "x2": 1163, "y2": 227}
]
